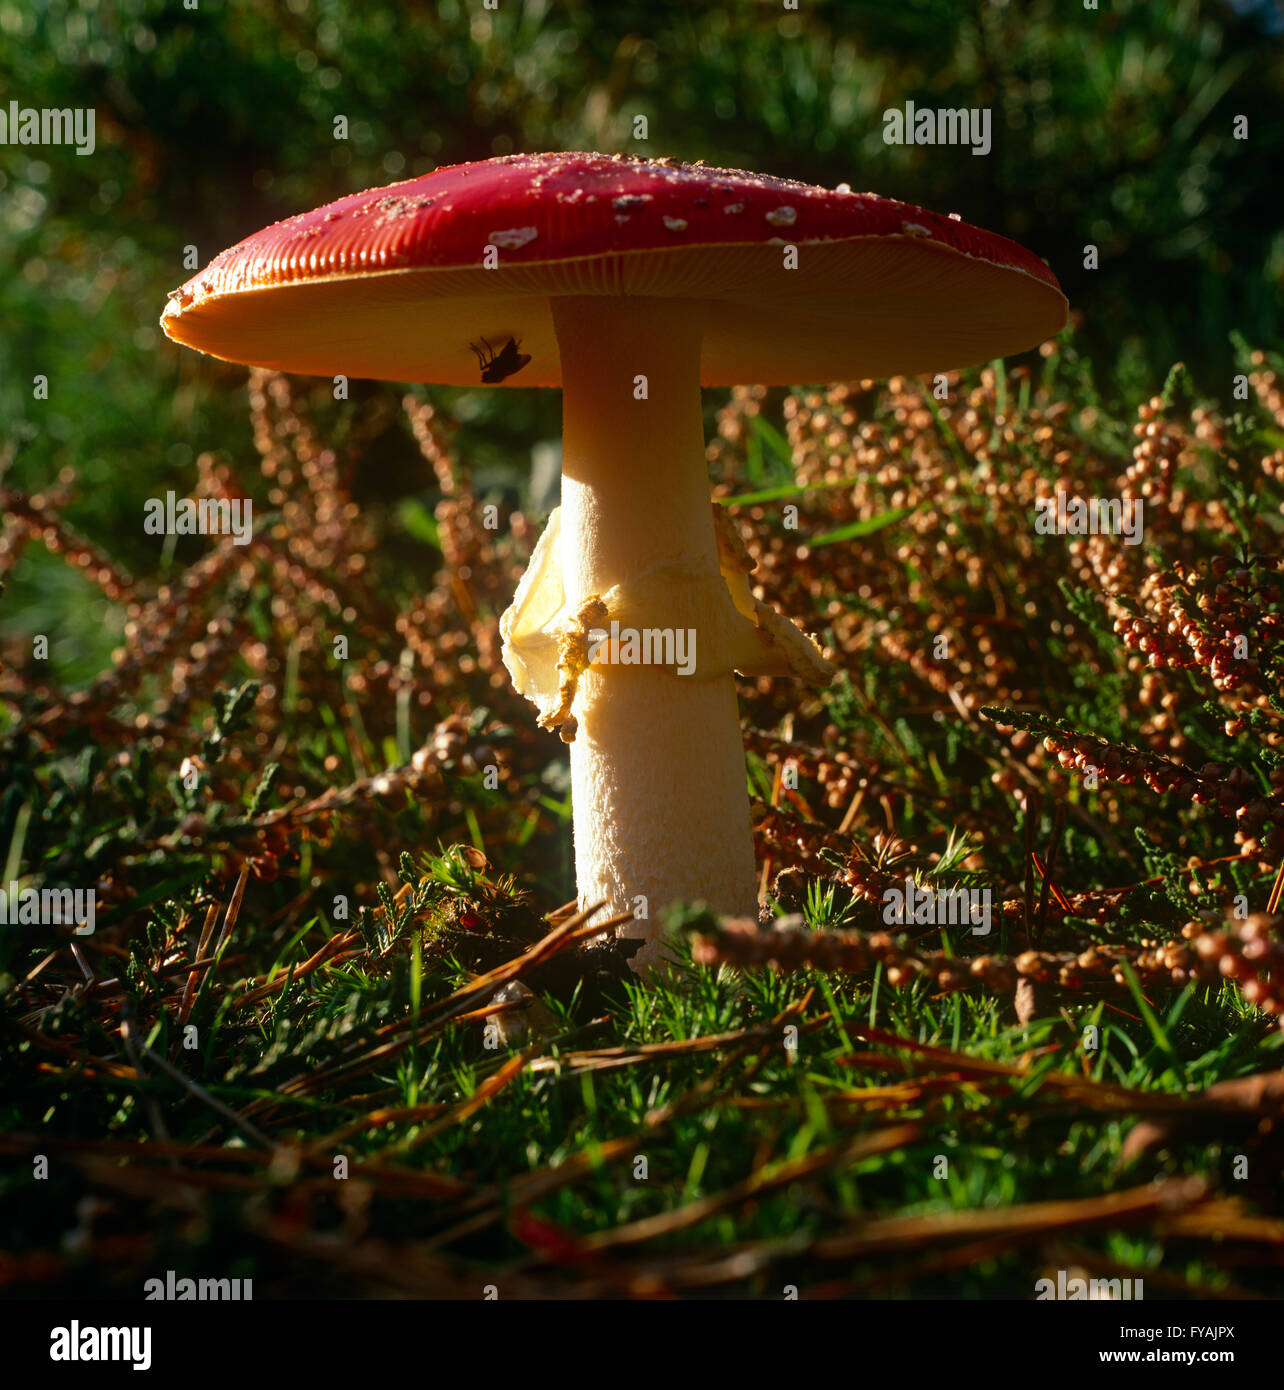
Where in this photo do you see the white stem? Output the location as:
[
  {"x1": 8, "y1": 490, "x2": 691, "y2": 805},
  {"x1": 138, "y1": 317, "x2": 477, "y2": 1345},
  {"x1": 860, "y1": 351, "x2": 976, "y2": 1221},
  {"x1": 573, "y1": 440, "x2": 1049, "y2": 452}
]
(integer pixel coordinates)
[{"x1": 550, "y1": 295, "x2": 757, "y2": 966}]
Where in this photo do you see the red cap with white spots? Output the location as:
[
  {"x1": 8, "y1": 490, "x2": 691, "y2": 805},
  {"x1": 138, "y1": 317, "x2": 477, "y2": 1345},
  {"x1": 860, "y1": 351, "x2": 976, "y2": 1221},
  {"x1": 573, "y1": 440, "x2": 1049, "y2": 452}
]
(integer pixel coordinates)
[{"x1": 162, "y1": 151, "x2": 1066, "y2": 387}]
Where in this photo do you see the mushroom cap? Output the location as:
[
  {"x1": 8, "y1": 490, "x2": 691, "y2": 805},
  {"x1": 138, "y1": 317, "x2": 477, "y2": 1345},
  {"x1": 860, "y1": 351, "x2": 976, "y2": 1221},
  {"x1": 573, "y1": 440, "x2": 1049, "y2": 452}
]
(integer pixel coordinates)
[{"x1": 161, "y1": 151, "x2": 1067, "y2": 388}]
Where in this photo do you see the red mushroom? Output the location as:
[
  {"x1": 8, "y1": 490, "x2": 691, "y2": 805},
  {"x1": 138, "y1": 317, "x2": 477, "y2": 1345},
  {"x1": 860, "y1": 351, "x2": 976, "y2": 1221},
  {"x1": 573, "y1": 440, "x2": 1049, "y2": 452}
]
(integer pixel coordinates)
[{"x1": 161, "y1": 151, "x2": 1067, "y2": 970}]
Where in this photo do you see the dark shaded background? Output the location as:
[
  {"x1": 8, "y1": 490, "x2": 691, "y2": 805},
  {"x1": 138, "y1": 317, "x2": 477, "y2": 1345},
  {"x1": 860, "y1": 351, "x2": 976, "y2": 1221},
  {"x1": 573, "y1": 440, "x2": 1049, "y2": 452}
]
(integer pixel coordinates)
[{"x1": 2, "y1": 0, "x2": 1282, "y2": 677}]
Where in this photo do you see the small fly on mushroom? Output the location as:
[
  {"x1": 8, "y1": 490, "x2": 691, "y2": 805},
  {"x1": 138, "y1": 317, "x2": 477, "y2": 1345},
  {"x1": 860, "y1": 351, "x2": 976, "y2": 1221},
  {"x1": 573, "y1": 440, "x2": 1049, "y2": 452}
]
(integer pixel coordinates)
[{"x1": 470, "y1": 335, "x2": 531, "y2": 384}]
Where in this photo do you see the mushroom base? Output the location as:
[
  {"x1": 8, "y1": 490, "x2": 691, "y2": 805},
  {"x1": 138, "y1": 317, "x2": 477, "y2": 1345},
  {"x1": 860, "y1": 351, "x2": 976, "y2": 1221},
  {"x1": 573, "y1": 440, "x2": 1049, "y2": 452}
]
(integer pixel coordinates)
[{"x1": 571, "y1": 664, "x2": 758, "y2": 969}]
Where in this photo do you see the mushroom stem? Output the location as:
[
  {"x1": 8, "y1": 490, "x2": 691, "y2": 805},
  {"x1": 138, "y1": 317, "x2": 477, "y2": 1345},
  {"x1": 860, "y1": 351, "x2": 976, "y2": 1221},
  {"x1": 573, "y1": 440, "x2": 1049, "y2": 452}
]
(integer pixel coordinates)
[{"x1": 551, "y1": 294, "x2": 757, "y2": 964}]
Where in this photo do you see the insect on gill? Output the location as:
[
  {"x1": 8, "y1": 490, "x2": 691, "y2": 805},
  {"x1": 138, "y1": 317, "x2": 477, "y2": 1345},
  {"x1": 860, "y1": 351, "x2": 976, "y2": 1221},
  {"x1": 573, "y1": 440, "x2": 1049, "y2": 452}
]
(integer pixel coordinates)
[{"x1": 470, "y1": 336, "x2": 532, "y2": 384}]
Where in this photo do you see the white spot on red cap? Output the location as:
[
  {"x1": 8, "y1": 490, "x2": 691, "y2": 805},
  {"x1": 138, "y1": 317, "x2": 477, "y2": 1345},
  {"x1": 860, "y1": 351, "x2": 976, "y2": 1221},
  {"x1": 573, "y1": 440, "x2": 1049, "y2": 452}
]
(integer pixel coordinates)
[
  {"x1": 901, "y1": 222, "x2": 932, "y2": 238},
  {"x1": 765, "y1": 206, "x2": 797, "y2": 227},
  {"x1": 489, "y1": 226, "x2": 539, "y2": 249},
  {"x1": 662, "y1": 216, "x2": 688, "y2": 231}
]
